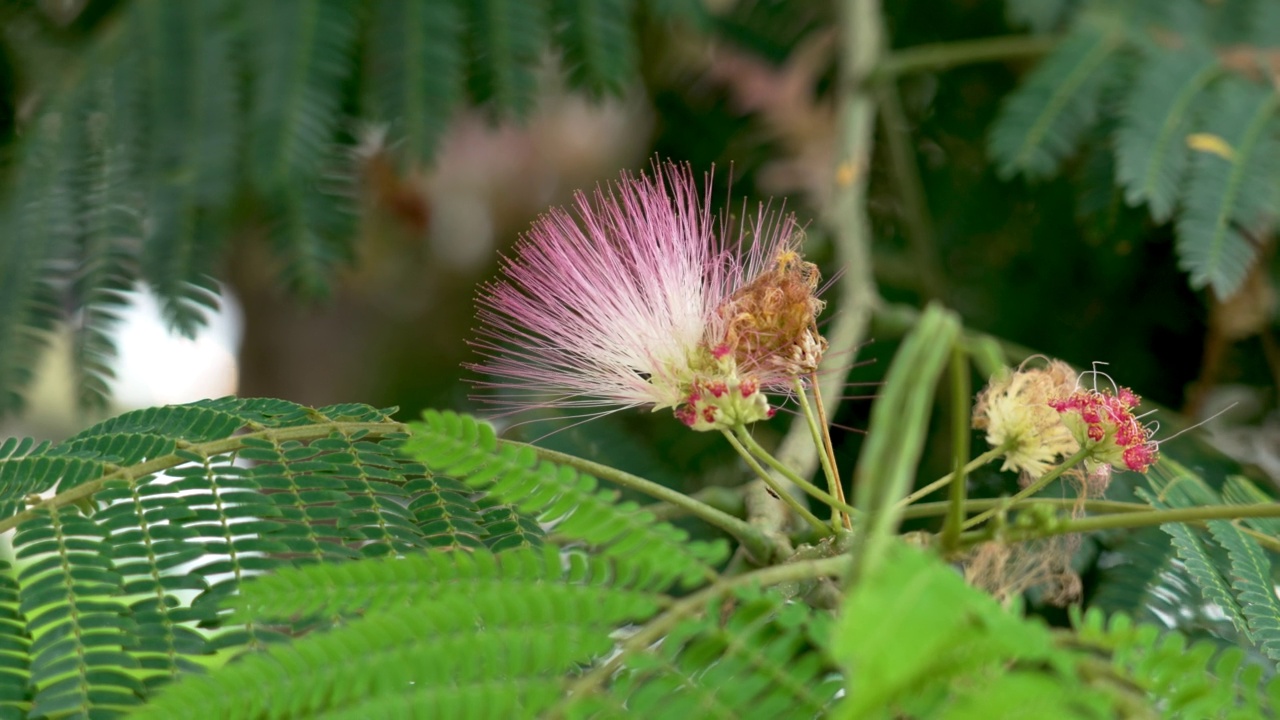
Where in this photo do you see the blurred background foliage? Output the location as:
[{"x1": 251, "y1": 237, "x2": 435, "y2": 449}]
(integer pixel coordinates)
[{"x1": 1, "y1": 0, "x2": 1279, "y2": 647}]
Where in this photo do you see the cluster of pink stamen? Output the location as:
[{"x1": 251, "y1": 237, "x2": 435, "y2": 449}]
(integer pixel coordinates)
[{"x1": 1050, "y1": 387, "x2": 1157, "y2": 473}]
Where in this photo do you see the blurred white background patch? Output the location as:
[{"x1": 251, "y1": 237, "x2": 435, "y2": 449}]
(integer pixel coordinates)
[{"x1": 4, "y1": 283, "x2": 243, "y2": 440}]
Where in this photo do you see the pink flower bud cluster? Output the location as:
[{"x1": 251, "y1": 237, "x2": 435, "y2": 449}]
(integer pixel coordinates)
[{"x1": 1050, "y1": 387, "x2": 1157, "y2": 473}]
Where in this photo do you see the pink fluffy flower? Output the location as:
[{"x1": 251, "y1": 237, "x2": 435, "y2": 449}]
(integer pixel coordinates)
[
  {"x1": 1050, "y1": 386, "x2": 1157, "y2": 473},
  {"x1": 470, "y1": 161, "x2": 822, "y2": 429}
]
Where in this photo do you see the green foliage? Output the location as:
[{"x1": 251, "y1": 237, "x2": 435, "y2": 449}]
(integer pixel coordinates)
[
  {"x1": 136, "y1": 547, "x2": 665, "y2": 719},
  {"x1": 833, "y1": 541, "x2": 1109, "y2": 719},
  {"x1": 573, "y1": 587, "x2": 842, "y2": 719},
  {"x1": 1144, "y1": 460, "x2": 1280, "y2": 664},
  {"x1": 0, "y1": 398, "x2": 549, "y2": 716},
  {"x1": 853, "y1": 303, "x2": 960, "y2": 574},
  {"x1": 405, "y1": 410, "x2": 728, "y2": 589},
  {"x1": 1074, "y1": 607, "x2": 1280, "y2": 718},
  {"x1": 988, "y1": 16, "x2": 1123, "y2": 181},
  {"x1": 995, "y1": 0, "x2": 1280, "y2": 298},
  {"x1": 0, "y1": 0, "x2": 699, "y2": 413}
]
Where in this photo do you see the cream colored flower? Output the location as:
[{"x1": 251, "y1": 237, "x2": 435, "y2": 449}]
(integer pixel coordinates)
[{"x1": 973, "y1": 360, "x2": 1079, "y2": 477}]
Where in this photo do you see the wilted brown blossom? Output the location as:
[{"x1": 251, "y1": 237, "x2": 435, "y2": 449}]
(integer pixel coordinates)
[{"x1": 963, "y1": 536, "x2": 1082, "y2": 607}]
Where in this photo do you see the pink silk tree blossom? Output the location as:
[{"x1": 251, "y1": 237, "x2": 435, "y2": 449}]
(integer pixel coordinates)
[{"x1": 470, "y1": 161, "x2": 824, "y2": 430}]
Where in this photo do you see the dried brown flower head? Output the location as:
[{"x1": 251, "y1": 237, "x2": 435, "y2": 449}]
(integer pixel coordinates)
[{"x1": 711, "y1": 248, "x2": 828, "y2": 378}]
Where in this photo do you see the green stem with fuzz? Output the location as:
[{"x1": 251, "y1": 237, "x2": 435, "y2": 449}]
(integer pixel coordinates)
[
  {"x1": 942, "y1": 342, "x2": 971, "y2": 551},
  {"x1": 961, "y1": 445, "x2": 1092, "y2": 530},
  {"x1": 794, "y1": 377, "x2": 848, "y2": 530},
  {"x1": 961, "y1": 503, "x2": 1280, "y2": 551},
  {"x1": 732, "y1": 425, "x2": 860, "y2": 518},
  {"x1": 873, "y1": 34, "x2": 1059, "y2": 80},
  {"x1": 519, "y1": 443, "x2": 778, "y2": 561},
  {"x1": 902, "y1": 497, "x2": 1148, "y2": 520},
  {"x1": 895, "y1": 444, "x2": 1010, "y2": 509},
  {"x1": 722, "y1": 429, "x2": 831, "y2": 535}
]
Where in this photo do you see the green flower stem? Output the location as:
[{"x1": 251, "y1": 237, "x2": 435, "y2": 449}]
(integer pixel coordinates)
[
  {"x1": 895, "y1": 444, "x2": 1009, "y2": 509},
  {"x1": 0, "y1": 420, "x2": 407, "y2": 536},
  {"x1": 873, "y1": 34, "x2": 1059, "y2": 80},
  {"x1": 520, "y1": 443, "x2": 778, "y2": 562},
  {"x1": 552, "y1": 554, "x2": 852, "y2": 716},
  {"x1": 961, "y1": 503, "x2": 1280, "y2": 551},
  {"x1": 794, "y1": 377, "x2": 847, "y2": 531},
  {"x1": 731, "y1": 425, "x2": 860, "y2": 519},
  {"x1": 722, "y1": 429, "x2": 832, "y2": 535},
  {"x1": 901, "y1": 497, "x2": 1149, "y2": 520},
  {"x1": 941, "y1": 343, "x2": 971, "y2": 551},
  {"x1": 960, "y1": 445, "x2": 1092, "y2": 530}
]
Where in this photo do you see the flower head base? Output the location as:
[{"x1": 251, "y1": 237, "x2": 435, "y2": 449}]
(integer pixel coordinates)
[
  {"x1": 469, "y1": 161, "x2": 827, "y2": 432},
  {"x1": 1051, "y1": 386, "x2": 1158, "y2": 473},
  {"x1": 973, "y1": 360, "x2": 1079, "y2": 477}
]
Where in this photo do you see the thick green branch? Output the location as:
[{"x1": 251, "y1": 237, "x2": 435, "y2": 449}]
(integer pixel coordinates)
[{"x1": 968, "y1": 503, "x2": 1280, "y2": 549}]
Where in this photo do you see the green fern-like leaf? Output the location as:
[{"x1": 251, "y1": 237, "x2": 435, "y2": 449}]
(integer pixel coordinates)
[
  {"x1": 406, "y1": 410, "x2": 728, "y2": 588},
  {"x1": 989, "y1": 20, "x2": 1124, "y2": 180},
  {"x1": 247, "y1": 0, "x2": 359, "y2": 190},
  {"x1": 365, "y1": 0, "x2": 465, "y2": 164},
  {"x1": 577, "y1": 587, "x2": 841, "y2": 719},
  {"x1": 1206, "y1": 519, "x2": 1280, "y2": 664},
  {"x1": 132, "y1": 0, "x2": 239, "y2": 335},
  {"x1": 0, "y1": 114, "x2": 77, "y2": 414},
  {"x1": 133, "y1": 547, "x2": 662, "y2": 720},
  {"x1": 0, "y1": 399, "x2": 552, "y2": 710},
  {"x1": 1074, "y1": 607, "x2": 1279, "y2": 717},
  {"x1": 66, "y1": 73, "x2": 144, "y2": 411},
  {"x1": 1222, "y1": 476, "x2": 1280, "y2": 537},
  {"x1": 464, "y1": 0, "x2": 548, "y2": 117},
  {"x1": 0, "y1": 562, "x2": 30, "y2": 717},
  {"x1": 553, "y1": 0, "x2": 638, "y2": 98},
  {"x1": 1087, "y1": 525, "x2": 1179, "y2": 625},
  {"x1": 263, "y1": 183, "x2": 354, "y2": 299},
  {"x1": 14, "y1": 506, "x2": 143, "y2": 718},
  {"x1": 230, "y1": 544, "x2": 655, "y2": 621},
  {"x1": 1113, "y1": 46, "x2": 1220, "y2": 222},
  {"x1": 1175, "y1": 77, "x2": 1280, "y2": 298},
  {"x1": 1137, "y1": 474, "x2": 1249, "y2": 636}
]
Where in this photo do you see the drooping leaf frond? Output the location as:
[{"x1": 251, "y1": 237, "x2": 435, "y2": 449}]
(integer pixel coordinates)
[
  {"x1": 1113, "y1": 46, "x2": 1220, "y2": 222},
  {"x1": 988, "y1": 19, "x2": 1124, "y2": 180},
  {"x1": 553, "y1": 0, "x2": 638, "y2": 98},
  {"x1": 1174, "y1": 78, "x2": 1280, "y2": 299},
  {"x1": 0, "y1": 0, "x2": 683, "y2": 411},
  {"x1": 406, "y1": 410, "x2": 728, "y2": 588},
  {"x1": 464, "y1": 0, "x2": 548, "y2": 118},
  {"x1": 365, "y1": 0, "x2": 465, "y2": 165}
]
